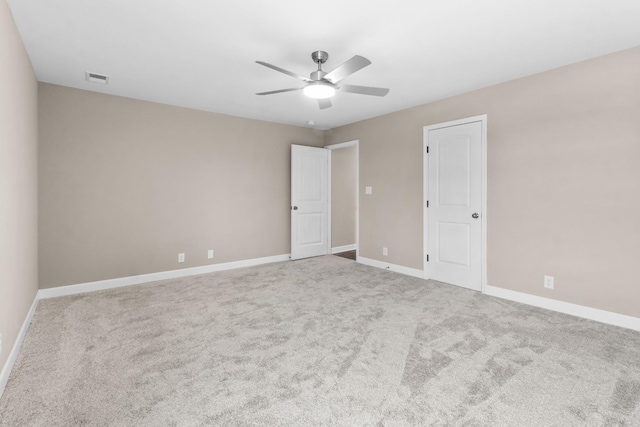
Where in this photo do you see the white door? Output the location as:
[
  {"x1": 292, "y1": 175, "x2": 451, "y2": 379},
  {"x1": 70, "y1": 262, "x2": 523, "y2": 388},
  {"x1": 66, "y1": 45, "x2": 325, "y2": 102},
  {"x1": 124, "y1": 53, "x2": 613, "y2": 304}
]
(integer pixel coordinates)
[
  {"x1": 291, "y1": 144, "x2": 329, "y2": 260},
  {"x1": 426, "y1": 120, "x2": 483, "y2": 290}
]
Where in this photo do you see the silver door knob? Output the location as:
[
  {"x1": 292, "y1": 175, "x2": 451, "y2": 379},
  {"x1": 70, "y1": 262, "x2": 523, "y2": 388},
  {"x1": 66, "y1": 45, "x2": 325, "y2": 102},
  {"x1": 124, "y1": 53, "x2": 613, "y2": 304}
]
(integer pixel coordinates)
[{"x1": 472, "y1": 213, "x2": 479, "y2": 219}]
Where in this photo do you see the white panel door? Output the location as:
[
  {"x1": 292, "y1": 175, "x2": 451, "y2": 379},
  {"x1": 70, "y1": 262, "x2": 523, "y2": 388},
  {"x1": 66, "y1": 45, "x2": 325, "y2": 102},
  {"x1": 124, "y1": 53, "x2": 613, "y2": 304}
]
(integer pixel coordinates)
[
  {"x1": 291, "y1": 144, "x2": 329, "y2": 260},
  {"x1": 427, "y1": 121, "x2": 482, "y2": 290}
]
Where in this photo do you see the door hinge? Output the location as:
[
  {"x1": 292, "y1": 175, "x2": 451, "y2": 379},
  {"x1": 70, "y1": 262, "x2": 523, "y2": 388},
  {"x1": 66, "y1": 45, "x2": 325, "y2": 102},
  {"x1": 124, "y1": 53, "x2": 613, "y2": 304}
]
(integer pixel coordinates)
[
  {"x1": 426, "y1": 200, "x2": 429, "y2": 208},
  {"x1": 426, "y1": 254, "x2": 429, "y2": 262},
  {"x1": 426, "y1": 146, "x2": 429, "y2": 154}
]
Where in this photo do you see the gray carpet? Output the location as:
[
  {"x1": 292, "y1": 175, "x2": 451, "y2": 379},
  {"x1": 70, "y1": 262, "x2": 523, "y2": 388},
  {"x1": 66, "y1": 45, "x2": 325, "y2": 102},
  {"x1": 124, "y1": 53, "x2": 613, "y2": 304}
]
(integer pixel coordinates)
[{"x1": 1, "y1": 256, "x2": 640, "y2": 426}]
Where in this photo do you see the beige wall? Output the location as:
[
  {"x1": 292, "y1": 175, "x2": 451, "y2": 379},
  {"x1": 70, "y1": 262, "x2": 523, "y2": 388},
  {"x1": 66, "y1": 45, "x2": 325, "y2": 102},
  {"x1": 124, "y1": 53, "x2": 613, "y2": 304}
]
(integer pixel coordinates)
[
  {"x1": 38, "y1": 84, "x2": 324, "y2": 288},
  {"x1": 0, "y1": 0, "x2": 39, "y2": 376},
  {"x1": 330, "y1": 145, "x2": 357, "y2": 249},
  {"x1": 326, "y1": 46, "x2": 640, "y2": 318},
  {"x1": 24, "y1": 34, "x2": 640, "y2": 321}
]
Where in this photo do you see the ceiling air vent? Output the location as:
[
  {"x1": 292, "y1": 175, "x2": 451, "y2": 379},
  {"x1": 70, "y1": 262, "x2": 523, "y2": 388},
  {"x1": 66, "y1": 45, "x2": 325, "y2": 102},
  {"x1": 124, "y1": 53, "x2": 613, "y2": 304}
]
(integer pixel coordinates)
[{"x1": 85, "y1": 71, "x2": 109, "y2": 85}]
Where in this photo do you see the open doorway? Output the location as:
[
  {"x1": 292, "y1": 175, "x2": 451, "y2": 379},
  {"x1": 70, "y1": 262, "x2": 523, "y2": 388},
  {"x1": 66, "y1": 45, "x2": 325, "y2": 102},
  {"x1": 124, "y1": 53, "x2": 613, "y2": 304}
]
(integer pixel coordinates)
[{"x1": 326, "y1": 140, "x2": 359, "y2": 260}]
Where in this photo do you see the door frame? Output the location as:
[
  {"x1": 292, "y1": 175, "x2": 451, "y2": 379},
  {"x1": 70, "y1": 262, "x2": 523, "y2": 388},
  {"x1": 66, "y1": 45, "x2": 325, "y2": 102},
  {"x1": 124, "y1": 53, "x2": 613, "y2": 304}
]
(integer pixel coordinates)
[
  {"x1": 423, "y1": 115, "x2": 487, "y2": 290},
  {"x1": 325, "y1": 140, "x2": 359, "y2": 258}
]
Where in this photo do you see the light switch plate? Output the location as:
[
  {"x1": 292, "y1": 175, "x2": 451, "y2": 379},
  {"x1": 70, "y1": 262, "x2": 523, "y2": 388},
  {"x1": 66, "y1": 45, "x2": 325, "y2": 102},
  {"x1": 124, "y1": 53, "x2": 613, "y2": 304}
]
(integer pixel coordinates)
[{"x1": 365, "y1": 186, "x2": 373, "y2": 195}]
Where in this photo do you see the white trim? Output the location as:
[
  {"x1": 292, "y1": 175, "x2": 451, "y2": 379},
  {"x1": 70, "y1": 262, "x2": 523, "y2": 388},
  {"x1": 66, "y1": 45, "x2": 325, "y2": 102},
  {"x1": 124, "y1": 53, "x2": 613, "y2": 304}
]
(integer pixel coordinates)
[
  {"x1": 4, "y1": 256, "x2": 638, "y2": 404},
  {"x1": 356, "y1": 144, "x2": 359, "y2": 256},
  {"x1": 325, "y1": 140, "x2": 359, "y2": 257},
  {"x1": 2, "y1": 253, "x2": 290, "y2": 398},
  {"x1": 423, "y1": 130, "x2": 429, "y2": 279},
  {"x1": 483, "y1": 285, "x2": 640, "y2": 332},
  {"x1": 357, "y1": 256, "x2": 424, "y2": 279},
  {"x1": 38, "y1": 254, "x2": 291, "y2": 299},
  {"x1": 481, "y1": 118, "x2": 488, "y2": 289},
  {"x1": 325, "y1": 140, "x2": 358, "y2": 150},
  {"x1": 423, "y1": 115, "x2": 488, "y2": 290},
  {"x1": 331, "y1": 244, "x2": 356, "y2": 254},
  {"x1": 0, "y1": 295, "x2": 39, "y2": 397},
  {"x1": 327, "y1": 149, "x2": 332, "y2": 253}
]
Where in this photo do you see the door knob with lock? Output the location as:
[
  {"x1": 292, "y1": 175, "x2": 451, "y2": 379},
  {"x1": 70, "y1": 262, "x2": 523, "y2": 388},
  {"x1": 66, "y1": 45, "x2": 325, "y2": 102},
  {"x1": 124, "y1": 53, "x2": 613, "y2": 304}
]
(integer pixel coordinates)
[
  {"x1": 472, "y1": 213, "x2": 479, "y2": 219},
  {"x1": 291, "y1": 206, "x2": 298, "y2": 210}
]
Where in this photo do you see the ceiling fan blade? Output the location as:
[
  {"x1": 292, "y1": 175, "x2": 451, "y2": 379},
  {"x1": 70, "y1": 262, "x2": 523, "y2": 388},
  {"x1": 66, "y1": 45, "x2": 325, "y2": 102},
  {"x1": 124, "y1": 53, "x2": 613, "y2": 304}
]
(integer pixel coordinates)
[
  {"x1": 323, "y1": 55, "x2": 371, "y2": 84},
  {"x1": 256, "y1": 61, "x2": 311, "y2": 83},
  {"x1": 339, "y1": 84, "x2": 389, "y2": 97},
  {"x1": 318, "y1": 98, "x2": 332, "y2": 109},
  {"x1": 256, "y1": 87, "x2": 303, "y2": 96}
]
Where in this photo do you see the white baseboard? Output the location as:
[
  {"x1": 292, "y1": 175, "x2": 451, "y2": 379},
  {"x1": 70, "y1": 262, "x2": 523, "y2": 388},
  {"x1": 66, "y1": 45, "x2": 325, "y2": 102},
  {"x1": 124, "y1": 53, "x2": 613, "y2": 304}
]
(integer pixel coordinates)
[
  {"x1": 0, "y1": 295, "x2": 39, "y2": 397},
  {"x1": 357, "y1": 256, "x2": 424, "y2": 279},
  {"x1": 354, "y1": 258, "x2": 640, "y2": 332},
  {"x1": 7, "y1": 253, "x2": 638, "y2": 404},
  {"x1": 483, "y1": 284, "x2": 640, "y2": 332},
  {"x1": 38, "y1": 254, "x2": 291, "y2": 299},
  {"x1": 1, "y1": 253, "x2": 290, "y2": 399},
  {"x1": 331, "y1": 244, "x2": 356, "y2": 254}
]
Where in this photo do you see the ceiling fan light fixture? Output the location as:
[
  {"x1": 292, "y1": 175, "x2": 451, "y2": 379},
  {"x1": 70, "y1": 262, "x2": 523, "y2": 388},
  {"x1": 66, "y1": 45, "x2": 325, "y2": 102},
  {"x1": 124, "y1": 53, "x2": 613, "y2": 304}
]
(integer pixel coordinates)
[
  {"x1": 256, "y1": 51, "x2": 388, "y2": 109},
  {"x1": 303, "y1": 82, "x2": 335, "y2": 99}
]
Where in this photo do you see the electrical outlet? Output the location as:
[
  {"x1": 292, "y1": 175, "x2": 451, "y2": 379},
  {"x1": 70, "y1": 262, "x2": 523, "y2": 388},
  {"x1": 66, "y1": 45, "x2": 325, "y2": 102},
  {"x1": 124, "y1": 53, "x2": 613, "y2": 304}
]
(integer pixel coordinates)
[
  {"x1": 178, "y1": 253, "x2": 185, "y2": 263},
  {"x1": 208, "y1": 249, "x2": 214, "y2": 259},
  {"x1": 383, "y1": 247, "x2": 388, "y2": 256},
  {"x1": 544, "y1": 275, "x2": 554, "y2": 289}
]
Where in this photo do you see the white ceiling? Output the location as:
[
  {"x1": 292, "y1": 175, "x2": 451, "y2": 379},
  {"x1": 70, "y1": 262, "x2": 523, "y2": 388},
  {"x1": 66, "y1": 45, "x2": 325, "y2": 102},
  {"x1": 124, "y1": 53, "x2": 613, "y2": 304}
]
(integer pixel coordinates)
[{"x1": 7, "y1": 0, "x2": 640, "y2": 129}]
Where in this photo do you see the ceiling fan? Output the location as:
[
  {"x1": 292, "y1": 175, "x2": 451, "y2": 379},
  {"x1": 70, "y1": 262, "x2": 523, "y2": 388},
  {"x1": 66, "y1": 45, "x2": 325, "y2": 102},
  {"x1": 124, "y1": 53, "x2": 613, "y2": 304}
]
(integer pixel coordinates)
[{"x1": 255, "y1": 51, "x2": 389, "y2": 109}]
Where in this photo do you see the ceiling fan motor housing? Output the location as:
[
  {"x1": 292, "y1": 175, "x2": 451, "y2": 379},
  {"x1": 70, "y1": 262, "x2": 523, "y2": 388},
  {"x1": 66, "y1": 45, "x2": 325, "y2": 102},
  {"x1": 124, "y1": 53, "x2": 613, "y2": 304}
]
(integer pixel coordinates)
[{"x1": 311, "y1": 50, "x2": 329, "y2": 64}]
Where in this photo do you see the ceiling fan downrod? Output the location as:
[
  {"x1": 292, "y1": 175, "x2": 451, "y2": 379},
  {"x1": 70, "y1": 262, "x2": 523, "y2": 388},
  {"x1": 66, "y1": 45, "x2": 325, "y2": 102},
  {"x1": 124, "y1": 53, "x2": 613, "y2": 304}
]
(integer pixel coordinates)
[{"x1": 310, "y1": 51, "x2": 329, "y2": 81}]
